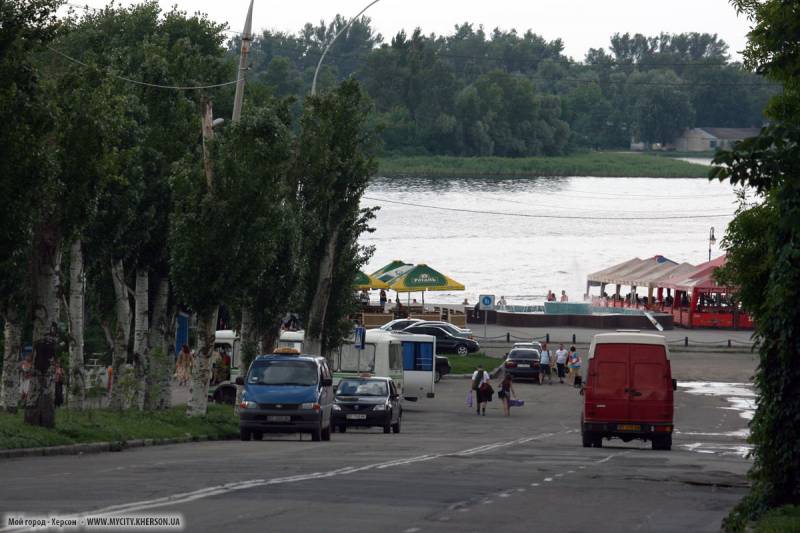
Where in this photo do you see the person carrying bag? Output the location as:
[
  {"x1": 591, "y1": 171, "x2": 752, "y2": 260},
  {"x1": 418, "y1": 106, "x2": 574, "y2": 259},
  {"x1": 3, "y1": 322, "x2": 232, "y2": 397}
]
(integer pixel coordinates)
[{"x1": 471, "y1": 365, "x2": 492, "y2": 416}]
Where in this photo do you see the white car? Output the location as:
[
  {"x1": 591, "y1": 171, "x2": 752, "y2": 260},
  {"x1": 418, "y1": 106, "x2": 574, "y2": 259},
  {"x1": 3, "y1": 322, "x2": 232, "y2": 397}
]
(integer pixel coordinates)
[{"x1": 512, "y1": 341, "x2": 543, "y2": 352}]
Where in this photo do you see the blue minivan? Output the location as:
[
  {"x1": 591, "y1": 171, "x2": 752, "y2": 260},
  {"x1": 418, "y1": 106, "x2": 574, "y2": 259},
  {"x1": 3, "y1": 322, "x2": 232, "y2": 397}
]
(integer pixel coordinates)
[{"x1": 236, "y1": 351, "x2": 334, "y2": 442}]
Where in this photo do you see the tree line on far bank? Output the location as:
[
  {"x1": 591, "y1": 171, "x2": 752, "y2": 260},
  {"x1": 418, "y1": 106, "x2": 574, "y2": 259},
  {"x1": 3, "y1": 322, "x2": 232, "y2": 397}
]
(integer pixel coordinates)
[
  {"x1": 0, "y1": 0, "x2": 377, "y2": 424},
  {"x1": 233, "y1": 20, "x2": 778, "y2": 156}
]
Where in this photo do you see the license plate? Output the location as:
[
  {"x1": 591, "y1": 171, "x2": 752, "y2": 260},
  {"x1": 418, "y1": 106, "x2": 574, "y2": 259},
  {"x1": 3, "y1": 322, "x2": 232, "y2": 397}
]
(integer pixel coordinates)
[
  {"x1": 346, "y1": 414, "x2": 367, "y2": 420},
  {"x1": 618, "y1": 424, "x2": 641, "y2": 431},
  {"x1": 518, "y1": 363, "x2": 530, "y2": 368},
  {"x1": 267, "y1": 416, "x2": 291, "y2": 422}
]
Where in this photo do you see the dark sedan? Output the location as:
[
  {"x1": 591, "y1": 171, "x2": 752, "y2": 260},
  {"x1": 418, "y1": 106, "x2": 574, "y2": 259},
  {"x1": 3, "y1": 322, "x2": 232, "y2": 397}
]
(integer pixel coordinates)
[
  {"x1": 332, "y1": 377, "x2": 402, "y2": 434},
  {"x1": 404, "y1": 325, "x2": 480, "y2": 355},
  {"x1": 435, "y1": 355, "x2": 451, "y2": 383},
  {"x1": 504, "y1": 348, "x2": 542, "y2": 381}
]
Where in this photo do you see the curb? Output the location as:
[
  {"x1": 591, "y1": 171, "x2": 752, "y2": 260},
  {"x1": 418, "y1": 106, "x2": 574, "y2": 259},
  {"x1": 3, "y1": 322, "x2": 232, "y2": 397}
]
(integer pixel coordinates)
[{"x1": 0, "y1": 433, "x2": 238, "y2": 460}]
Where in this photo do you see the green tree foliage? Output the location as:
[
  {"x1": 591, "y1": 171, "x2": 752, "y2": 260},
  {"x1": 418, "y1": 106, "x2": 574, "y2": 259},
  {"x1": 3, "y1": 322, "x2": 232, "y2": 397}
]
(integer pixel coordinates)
[
  {"x1": 710, "y1": 1, "x2": 800, "y2": 529},
  {"x1": 294, "y1": 80, "x2": 378, "y2": 355},
  {"x1": 233, "y1": 20, "x2": 778, "y2": 155}
]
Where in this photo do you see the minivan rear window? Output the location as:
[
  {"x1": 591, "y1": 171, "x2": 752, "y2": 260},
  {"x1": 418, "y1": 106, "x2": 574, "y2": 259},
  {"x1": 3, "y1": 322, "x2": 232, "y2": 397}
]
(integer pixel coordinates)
[{"x1": 248, "y1": 360, "x2": 318, "y2": 386}]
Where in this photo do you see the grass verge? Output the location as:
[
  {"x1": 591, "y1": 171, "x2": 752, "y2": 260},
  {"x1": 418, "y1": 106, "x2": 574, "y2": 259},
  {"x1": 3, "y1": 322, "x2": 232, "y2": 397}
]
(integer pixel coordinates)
[
  {"x1": 449, "y1": 353, "x2": 503, "y2": 375},
  {"x1": 0, "y1": 405, "x2": 238, "y2": 450},
  {"x1": 753, "y1": 505, "x2": 800, "y2": 533},
  {"x1": 377, "y1": 153, "x2": 711, "y2": 178}
]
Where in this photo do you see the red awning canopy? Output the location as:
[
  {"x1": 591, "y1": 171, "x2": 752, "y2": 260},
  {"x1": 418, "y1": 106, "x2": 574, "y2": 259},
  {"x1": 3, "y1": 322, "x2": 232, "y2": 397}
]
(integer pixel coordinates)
[{"x1": 660, "y1": 255, "x2": 729, "y2": 292}]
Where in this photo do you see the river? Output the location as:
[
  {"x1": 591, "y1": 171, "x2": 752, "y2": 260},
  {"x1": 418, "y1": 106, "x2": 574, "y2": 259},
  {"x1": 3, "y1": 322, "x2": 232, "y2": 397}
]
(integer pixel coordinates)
[{"x1": 360, "y1": 175, "x2": 742, "y2": 306}]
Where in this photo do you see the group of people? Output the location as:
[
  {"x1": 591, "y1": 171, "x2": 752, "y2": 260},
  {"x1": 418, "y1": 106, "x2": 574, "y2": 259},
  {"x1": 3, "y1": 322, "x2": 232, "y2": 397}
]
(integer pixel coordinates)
[
  {"x1": 546, "y1": 290, "x2": 569, "y2": 302},
  {"x1": 468, "y1": 342, "x2": 582, "y2": 417},
  {"x1": 539, "y1": 343, "x2": 582, "y2": 385}
]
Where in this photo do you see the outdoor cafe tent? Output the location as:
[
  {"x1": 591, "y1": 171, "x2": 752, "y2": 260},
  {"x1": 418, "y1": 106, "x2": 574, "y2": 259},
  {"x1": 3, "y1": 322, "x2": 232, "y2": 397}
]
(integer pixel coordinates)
[
  {"x1": 352, "y1": 271, "x2": 390, "y2": 290},
  {"x1": 387, "y1": 264, "x2": 465, "y2": 304},
  {"x1": 371, "y1": 260, "x2": 414, "y2": 283},
  {"x1": 586, "y1": 255, "x2": 695, "y2": 301}
]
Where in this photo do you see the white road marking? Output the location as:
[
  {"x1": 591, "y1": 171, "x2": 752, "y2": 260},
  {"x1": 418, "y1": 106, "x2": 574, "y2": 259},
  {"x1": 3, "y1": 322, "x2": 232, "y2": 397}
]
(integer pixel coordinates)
[
  {"x1": 544, "y1": 477, "x2": 553, "y2": 482},
  {"x1": 516, "y1": 488, "x2": 525, "y2": 492},
  {"x1": 404, "y1": 529, "x2": 421, "y2": 533},
  {"x1": 567, "y1": 470, "x2": 575, "y2": 474},
  {"x1": 1, "y1": 431, "x2": 567, "y2": 533},
  {"x1": 555, "y1": 473, "x2": 564, "y2": 477},
  {"x1": 530, "y1": 483, "x2": 540, "y2": 487}
]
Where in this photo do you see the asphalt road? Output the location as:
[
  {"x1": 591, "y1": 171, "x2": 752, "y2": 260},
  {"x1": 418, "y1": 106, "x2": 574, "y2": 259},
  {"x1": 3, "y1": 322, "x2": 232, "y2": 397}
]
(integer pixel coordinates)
[{"x1": 1, "y1": 367, "x2": 753, "y2": 533}]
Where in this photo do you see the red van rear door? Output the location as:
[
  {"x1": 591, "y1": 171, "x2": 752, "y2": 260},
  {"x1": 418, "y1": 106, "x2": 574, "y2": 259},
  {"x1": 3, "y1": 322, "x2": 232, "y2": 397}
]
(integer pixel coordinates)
[
  {"x1": 629, "y1": 344, "x2": 672, "y2": 423},
  {"x1": 587, "y1": 343, "x2": 630, "y2": 422}
]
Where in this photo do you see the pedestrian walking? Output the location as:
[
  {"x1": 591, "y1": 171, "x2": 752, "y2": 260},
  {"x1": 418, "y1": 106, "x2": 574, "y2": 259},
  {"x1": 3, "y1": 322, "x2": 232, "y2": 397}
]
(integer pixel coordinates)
[
  {"x1": 498, "y1": 374, "x2": 517, "y2": 416},
  {"x1": 471, "y1": 365, "x2": 492, "y2": 416},
  {"x1": 555, "y1": 344, "x2": 569, "y2": 384},
  {"x1": 568, "y1": 346, "x2": 582, "y2": 386},
  {"x1": 175, "y1": 344, "x2": 193, "y2": 386},
  {"x1": 539, "y1": 343, "x2": 553, "y2": 385}
]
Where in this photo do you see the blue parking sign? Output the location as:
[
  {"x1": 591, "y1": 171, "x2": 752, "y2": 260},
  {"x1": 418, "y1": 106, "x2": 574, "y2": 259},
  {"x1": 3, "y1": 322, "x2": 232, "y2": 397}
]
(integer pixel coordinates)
[{"x1": 354, "y1": 326, "x2": 366, "y2": 350}]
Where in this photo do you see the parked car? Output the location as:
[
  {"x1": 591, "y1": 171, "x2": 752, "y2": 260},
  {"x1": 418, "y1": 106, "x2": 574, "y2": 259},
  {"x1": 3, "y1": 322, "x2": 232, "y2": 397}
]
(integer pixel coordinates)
[
  {"x1": 332, "y1": 377, "x2": 402, "y2": 434},
  {"x1": 512, "y1": 341, "x2": 543, "y2": 352},
  {"x1": 410, "y1": 321, "x2": 474, "y2": 339},
  {"x1": 403, "y1": 325, "x2": 480, "y2": 355},
  {"x1": 503, "y1": 348, "x2": 541, "y2": 381},
  {"x1": 377, "y1": 318, "x2": 423, "y2": 331},
  {"x1": 581, "y1": 332, "x2": 676, "y2": 450},
  {"x1": 435, "y1": 355, "x2": 451, "y2": 383},
  {"x1": 237, "y1": 351, "x2": 334, "y2": 442}
]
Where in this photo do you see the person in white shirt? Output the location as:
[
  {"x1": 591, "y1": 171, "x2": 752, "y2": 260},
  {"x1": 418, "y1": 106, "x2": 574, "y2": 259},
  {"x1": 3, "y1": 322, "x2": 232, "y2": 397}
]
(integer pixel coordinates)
[
  {"x1": 555, "y1": 344, "x2": 569, "y2": 384},
  {"x1": 471, "y1": 366, "x2": 491, "y2": 416}
]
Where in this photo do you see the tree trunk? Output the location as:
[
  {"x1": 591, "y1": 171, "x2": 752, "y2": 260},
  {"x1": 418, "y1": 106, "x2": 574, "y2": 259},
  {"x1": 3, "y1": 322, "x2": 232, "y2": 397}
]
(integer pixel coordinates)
[
  {"x1": 304, "y1": 225, "x2": 340, "y2": 356},
  {"x1": 25, "y1": 223, "x2": 61, "y2": 427},
  {"x1": 132, "y1": 269, "x2": 149, "y2": 410},
  {"x1": 66, "y1": 239, "x2": 86, "y2": 409},
  {"x1": 240, "y1": 306, "x2": 258, "y2": 370},
  {"x1": 187, "y1": 307, "x2": 218, "y2": 417},
  {"x1": 145, "y1": 277, "x2": 172, "y2": 410},
  {"x1": 1, "y1": 306, "x2": 22, "y2": 413},
  {"x1": 109, "y1": 259, "x2": 131, "y2": 410}
]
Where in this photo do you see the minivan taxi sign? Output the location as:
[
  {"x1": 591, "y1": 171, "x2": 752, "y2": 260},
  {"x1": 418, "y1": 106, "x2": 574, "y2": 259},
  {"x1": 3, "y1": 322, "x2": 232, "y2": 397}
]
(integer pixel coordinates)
[{"x1": 479, "y1": 294, "x2": 495, "y2": 311}]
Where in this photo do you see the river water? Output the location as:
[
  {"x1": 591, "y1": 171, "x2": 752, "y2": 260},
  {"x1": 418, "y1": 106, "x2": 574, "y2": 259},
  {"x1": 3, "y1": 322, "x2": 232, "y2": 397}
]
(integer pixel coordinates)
[{"x1": 360, "y1": 175, "x2": 741, "y2": 306}]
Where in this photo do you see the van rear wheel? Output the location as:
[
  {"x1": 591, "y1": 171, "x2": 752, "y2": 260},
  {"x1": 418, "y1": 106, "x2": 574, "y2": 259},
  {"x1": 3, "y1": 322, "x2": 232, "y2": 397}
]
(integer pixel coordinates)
[
  {"x1": 240, "y1": 428, "x2": 252, "y2": 441},
  {"x1": 652, "y1": 434, "x2": 672, "y2": 451},
  {"x1": 582, "y1": 431, "x2": 601, "y2": 448}
]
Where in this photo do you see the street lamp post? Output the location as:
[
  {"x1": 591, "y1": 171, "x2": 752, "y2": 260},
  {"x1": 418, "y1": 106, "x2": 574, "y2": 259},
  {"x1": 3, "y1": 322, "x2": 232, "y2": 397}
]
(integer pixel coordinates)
[
  {"x1": 708, "y1": 226, "x2": 716, "y2": 262},
  {"x1": 310, "y1": 0, "x2": 383, "y2": 95}
]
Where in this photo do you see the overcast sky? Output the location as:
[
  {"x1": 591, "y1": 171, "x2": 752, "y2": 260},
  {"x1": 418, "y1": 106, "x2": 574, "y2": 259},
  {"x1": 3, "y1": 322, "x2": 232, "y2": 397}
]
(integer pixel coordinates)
[{"x1": 66, "y1": 0, "x2": 753, "y2": 61}]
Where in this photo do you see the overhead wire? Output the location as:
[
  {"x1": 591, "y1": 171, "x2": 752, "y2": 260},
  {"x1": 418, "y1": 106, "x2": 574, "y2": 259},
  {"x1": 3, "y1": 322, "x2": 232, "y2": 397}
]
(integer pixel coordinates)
[
  {"x1": 362, "y1": 196, "x2": 734, "y2": 220},
  {"x1": 47, "y1": 46, "x2": 240, "y2": 90}
]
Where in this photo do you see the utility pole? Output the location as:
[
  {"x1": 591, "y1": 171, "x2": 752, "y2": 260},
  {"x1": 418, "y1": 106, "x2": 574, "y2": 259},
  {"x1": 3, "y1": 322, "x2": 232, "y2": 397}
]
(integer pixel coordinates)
[{"x1": 231, "y1": 0, "x2": 254, "y2": 123}]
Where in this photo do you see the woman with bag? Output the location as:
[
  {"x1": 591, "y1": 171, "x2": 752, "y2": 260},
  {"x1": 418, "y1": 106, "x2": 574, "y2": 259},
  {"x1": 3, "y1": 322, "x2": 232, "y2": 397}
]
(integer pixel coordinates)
[
  {"x1": 498, "y1": 374, "x2": 517, "y2": 416},
  {"x1": 471, "y1": 365, "x2": 492, "y2": 416}
]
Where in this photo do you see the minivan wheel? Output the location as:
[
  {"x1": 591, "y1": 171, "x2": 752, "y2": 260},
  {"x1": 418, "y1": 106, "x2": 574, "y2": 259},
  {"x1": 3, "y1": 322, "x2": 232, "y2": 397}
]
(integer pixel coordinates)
[
  {"x1": 240, "y1": 428, "x2": 252, "y2": 441},
  {"x1": 253, "y1": 432, "x2": 263, "y2": 441},
  {"x1": 456, "y1": 345, "x2": 469, "y2": 356}
]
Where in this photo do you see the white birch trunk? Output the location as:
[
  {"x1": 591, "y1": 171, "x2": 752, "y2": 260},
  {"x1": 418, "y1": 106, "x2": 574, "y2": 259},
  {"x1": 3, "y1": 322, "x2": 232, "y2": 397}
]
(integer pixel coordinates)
[
  {"x1": 25, "y1": 224, "x2": 61, "y2": 427},
  {"x1": 109, "y1": 259, "x2": 131, "y2": 410},
  {"x1": 304, "y1": 225, "x2": 340, "y2": 356},
  {"x1": 145, "y1": 277, "x2": 172, "y2": 410},
  {"x1": 67, "y1": 239, "x2": 86, "y2": 409},
  {"x1": 187, "y1": 308, "x2": 218, "y2": 417},
  {"x1": 132, "y1": 269, "x2": 149, "y2": 410},
  {"x1": 1, "y1": 307, "x2": 22, "y2": 413}
]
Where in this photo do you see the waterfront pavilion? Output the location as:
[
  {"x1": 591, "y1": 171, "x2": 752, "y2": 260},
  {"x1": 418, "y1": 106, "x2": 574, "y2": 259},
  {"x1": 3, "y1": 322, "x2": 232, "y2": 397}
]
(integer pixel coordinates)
[{"x1": 586, "y1": 255, "x2": 696, "y2": 307}]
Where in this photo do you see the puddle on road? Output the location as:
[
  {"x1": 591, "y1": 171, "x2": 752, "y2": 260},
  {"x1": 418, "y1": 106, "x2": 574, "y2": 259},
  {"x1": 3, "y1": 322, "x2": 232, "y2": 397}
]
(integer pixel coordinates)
[
  {"x1": 678, "y1": 382, "x2": 754, "y2": 458},
  {"x1": 680, "y1": 442, "x2": 753, "y2": 458},
  {"x1": 679, "y1": 381, "x2": 756, "y2": 421}
]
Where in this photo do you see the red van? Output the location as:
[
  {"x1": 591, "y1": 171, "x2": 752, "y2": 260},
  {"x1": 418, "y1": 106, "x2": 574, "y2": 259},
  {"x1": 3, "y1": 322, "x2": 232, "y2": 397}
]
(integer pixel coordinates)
[{"x1": 581, "y1": 333, "x2": 677, "y2": 450}]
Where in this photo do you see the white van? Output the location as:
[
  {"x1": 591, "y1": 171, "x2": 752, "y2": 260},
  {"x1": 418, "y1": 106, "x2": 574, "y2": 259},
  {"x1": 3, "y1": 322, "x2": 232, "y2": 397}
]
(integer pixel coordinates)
[{"x1": 277, "y1": 329, "x2": 436, "y2": 401}]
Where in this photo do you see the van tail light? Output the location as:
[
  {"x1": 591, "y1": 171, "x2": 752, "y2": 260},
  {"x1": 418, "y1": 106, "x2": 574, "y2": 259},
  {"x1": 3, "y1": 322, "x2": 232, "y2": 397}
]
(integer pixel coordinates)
[
  {"x1": 505, "y1": 361, "x2": 517, "y2": 368},
  {"x1": 655, "y1": 425, "x2": 673, "y2": 433}
]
